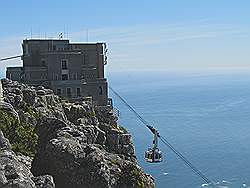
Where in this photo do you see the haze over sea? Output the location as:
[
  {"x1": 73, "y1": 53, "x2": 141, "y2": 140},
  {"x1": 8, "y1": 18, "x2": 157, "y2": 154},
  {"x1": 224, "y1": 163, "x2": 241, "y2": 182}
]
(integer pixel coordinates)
[{"x1": 108, "y1": 69, "x2": 250, "y2": 188}]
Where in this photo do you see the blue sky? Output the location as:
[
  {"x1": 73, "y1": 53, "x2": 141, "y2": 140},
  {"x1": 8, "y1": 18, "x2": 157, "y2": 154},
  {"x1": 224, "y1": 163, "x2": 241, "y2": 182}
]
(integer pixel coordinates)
[{"x1": 0, "y1": 0, "x2": 250, "y2": 76}]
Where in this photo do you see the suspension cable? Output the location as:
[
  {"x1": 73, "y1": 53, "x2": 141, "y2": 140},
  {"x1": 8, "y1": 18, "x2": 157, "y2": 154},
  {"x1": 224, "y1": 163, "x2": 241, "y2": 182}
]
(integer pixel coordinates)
[
  {"x1": 109, "y1": 86, "x2": 213, "y2": 185},
  {"x1": 0, "y1": 55, "x2": 22, "y2": 62}
]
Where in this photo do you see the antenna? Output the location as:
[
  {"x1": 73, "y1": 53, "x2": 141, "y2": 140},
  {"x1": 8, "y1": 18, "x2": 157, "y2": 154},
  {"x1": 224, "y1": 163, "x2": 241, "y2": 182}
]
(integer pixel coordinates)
[
  {"x1": 66, "y1": 27, "x2": 69, "y2": 39},
  {"x1": 64, "y1": 25, "x2": 66, "y2": 39},
  {"x1": 30, "y1": 28, "x2": 33, "y2": 39},
  {"x1": 86, "y1": 29, "x2": 89, "y2": 43},
  {"x1": 59, "y1": 32, "x2": 63, "y2": 40}
]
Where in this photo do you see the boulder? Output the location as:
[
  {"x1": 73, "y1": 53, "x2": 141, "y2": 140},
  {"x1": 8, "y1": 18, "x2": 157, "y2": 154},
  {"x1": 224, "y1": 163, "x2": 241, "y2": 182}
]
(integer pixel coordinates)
[
  {"x1": 0, "y1": 130, "x2": 55, "y2": 188},
  {"x1": 36, "y1": 90, "x2": 46, "y2": 96},
  {"x1": 31, "y1": 116, "x2": 154, "y2": 188},
  {"x1": 23, "y1": 88, "x2": 37, "y2": 105}
]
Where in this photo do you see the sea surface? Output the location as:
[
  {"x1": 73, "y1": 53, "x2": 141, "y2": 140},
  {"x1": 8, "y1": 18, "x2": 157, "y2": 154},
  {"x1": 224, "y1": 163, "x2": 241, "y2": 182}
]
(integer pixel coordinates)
[{"x1": 108, "y1": 70, "x2": 250, "y2": 188}]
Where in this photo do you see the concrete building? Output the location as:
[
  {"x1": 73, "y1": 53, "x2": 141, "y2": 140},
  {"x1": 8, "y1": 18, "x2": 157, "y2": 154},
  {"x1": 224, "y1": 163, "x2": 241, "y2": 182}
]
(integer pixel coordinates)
[{"x1": 6, "y1": 39, "x2": 109, "y2": 106}]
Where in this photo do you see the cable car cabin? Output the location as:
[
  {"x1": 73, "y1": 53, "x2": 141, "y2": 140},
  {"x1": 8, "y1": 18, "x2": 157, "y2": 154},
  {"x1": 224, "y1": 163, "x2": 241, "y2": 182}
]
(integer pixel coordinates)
[
  {"x1": 145, "y1": 148, "x2": 162, "y2": 163},
  {"x1": 145, "y1": 126, "x2": 162, "y2": 163}
]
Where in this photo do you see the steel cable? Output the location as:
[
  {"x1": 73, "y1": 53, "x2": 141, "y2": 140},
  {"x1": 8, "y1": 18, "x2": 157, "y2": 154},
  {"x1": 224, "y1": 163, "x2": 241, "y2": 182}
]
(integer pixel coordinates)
[{"x1": 109, "y1": 85, "x2": 213, "y2": 185}]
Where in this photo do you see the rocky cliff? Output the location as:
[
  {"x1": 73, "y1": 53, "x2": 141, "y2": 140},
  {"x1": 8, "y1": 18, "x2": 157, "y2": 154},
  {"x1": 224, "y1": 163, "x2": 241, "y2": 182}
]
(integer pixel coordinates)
[{"x1": 0, "y1": 78, "x2": 154, "y2": 188}]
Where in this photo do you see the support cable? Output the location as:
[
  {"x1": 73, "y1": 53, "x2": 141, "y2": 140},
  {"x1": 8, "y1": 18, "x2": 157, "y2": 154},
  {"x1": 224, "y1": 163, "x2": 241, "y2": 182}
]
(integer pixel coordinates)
[
  {"x1": 109, "y1": 86, "x2": 213, "y2": 185},
  {"x1": 0, "y1": 55, "x2": 22, "y2": 62}
]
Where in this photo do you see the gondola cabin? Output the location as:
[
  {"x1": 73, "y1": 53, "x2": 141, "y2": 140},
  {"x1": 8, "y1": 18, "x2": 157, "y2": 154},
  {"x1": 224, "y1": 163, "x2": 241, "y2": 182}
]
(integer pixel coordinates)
[
  {"x1": 145, "y1": 127, "x2": 163, "y2": 163},
  {"x1": 145, "y1": 148, "x2": 162, "y2": 163}
]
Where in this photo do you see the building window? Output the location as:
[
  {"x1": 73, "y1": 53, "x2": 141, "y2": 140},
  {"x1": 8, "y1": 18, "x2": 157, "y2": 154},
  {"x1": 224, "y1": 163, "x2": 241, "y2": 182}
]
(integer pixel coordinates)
[
  {"x1": 99, "y1": 86, "x2": 103, "y2": 95},
  {"x1": 67, "y1": 88, "x2": 71, "y2": 97},
  {"x1": 62, "y1": 74, "x2": 68, "y2": 80},
  {"x1": 77, "y1": 88, "x2": 81, "y2": 97},
  {"x1": 41, "y1": 59, "x2": 46, "y2": 66},
  {"x1": 56, "y1": 88, "x2": 61, "y2": 96},
  {"x1": 53, "y1": 74, "x2": 59, "y2": 80},
  {"x1": 84, "y1": 54, "x2": 89, "y2": 64},
  {"x1": 61, "y1": 59, "x2": 68, "y2": 70},
  {"x1": 72, "y1": 73, "x2": 77, "y2": 80}
]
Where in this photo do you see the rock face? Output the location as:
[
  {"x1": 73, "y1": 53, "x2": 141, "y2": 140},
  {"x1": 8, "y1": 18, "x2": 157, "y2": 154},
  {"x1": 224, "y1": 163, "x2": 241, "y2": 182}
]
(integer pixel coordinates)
[
  {"x1": 0, "y1": 81, "x2": 3, "y2": 102},
  {"x1": 0, "y1": 131, "x2": 55, "y2": 188},
  {"x1": 0, "y1": 78, "x2": 155, "y2": 188}
]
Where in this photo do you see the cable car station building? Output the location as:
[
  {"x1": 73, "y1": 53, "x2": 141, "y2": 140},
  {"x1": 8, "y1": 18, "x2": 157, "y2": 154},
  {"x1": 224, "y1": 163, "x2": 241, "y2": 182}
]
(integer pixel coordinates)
[{"x1": 6, "y1": 39, "x2": 109, "y2": 106}]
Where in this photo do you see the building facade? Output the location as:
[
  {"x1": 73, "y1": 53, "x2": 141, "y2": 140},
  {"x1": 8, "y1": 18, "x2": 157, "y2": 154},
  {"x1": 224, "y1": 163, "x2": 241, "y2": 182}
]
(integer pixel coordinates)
[{"x1": 6, "y1": 39, "x2": 109, "y2": 106}]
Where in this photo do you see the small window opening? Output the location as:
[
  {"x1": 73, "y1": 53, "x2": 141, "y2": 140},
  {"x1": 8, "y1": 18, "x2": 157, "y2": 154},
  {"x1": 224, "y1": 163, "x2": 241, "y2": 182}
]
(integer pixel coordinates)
[
  {"x1": 62, "y1": 74, "x2": 68, "y2": 80},
  {"x1": 67, "y1": 88, "x2": 71, "y2": 97},
  {"x1": 99, "y1": 86, "x2": 103, "y2": 95},
  {"x1": 57, "y1": 88, "x2": 61, "y2": 96}
]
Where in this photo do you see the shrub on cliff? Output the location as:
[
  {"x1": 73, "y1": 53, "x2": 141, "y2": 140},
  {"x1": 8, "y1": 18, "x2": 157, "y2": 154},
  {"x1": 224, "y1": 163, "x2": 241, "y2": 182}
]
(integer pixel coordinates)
[
  {"x1": 117, "y1": 163, "x2": 153, "y2": 188},
  {"x1": 0, "y1": 109, "x2": 38, "y2": 157}
]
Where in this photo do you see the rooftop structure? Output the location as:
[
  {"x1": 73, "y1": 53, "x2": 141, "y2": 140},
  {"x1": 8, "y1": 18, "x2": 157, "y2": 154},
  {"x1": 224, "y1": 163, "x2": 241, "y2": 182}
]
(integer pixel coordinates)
[{"x1": 6, "y1": 39, "x2": 109, "y2": 106}]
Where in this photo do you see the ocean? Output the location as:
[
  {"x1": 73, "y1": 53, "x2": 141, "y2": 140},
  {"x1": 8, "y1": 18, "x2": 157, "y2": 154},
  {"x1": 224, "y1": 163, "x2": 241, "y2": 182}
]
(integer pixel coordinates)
[{"x1": 108, "y1": 70, "x2": 250, "y2": 188}]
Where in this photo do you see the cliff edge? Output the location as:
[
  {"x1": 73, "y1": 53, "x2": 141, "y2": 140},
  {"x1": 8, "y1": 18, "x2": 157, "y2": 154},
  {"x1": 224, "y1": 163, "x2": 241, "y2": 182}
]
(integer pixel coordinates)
[{"x1": 0, "y1": 78, "x2": 154, "y2": 188}]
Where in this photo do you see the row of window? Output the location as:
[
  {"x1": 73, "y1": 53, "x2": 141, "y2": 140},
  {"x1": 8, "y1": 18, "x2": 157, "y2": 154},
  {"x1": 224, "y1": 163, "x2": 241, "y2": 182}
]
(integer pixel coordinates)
[
  {"x1": 41, "y1": 59, "x2": 68, "y2": 69},
  {"x1": 56, "y1": 87, "x2": 81, "y2": 97},
  {"x1": 41, "y1": 55, "x2": 92, "y2": 69},
  {"x1": 53, "y1": 73, "x2": 78, "y2": 80},
  {"x1": 54, "y1": 73, "x2": 96, "y2": 81},
  {"x1": 56, "y1": 86, "x2": 104, "y2": 97}
]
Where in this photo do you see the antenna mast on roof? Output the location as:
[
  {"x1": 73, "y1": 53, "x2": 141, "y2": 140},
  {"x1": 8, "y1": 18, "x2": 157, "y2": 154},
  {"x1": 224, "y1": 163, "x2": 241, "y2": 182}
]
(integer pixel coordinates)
[
  {"x1": 59, "y1": 32, "x2": 63, "y2": 40},
  {"x1": 30, "y1": 28, "x2": 33, "y2": 39},
  {"x1": 86, "y1": 29, "x2": 89, "y2": 43}
]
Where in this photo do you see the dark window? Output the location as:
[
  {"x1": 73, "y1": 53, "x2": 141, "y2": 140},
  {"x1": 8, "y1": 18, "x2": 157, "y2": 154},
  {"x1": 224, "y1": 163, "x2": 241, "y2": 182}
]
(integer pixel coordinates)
[
  {"x1": 72, "y1": 73, "x2": 77, "y2": 80},
  {"x1": 56, "y1": 88, "x2": 61, "y2": 95},
  {"x1": 67, "y1": 88, "x2": 71, "y2": 97},
  {"x1": 41, "y1": 60, "x2": 46, "y2": 66},
  {"x1": 62, "y1": 74, "x2": 68, "y2": 80},
  {"x1": 53, "y1": 45, "x2": 56, "y2": 50},
  {"x1": 99, "y1": 86, "x2": 103, "y2": 95},
  {"x1": 84, "y1": 54, "x2": 89, "y2": 64},
  {"x1": 77, "y1": 88, "x2": 81, "y2": 97},
  {"x1": 61, "y1": 60, "x2": 68, "y2": 70}
]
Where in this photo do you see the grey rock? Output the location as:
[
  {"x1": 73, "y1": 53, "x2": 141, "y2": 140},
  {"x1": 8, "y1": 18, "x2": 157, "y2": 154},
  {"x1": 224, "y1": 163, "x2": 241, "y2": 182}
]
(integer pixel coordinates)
[
  {"x1": 0, "y1": 133, "x2": 55, "y2": 188},
  {"x1": 1, "y1": 79, "x2": 154, "y2": 188},
  {"x1": 36, "y1": 90, "x2": 46, "y2": 96},
  {"x1": 0, "y1": 102, "x2": 19, "y2": 120},
  {"x1": 16, "y1": 154, "x2": 33, "y2": 170},
  {"x1": 36, "y1": 86, "x2": 44, "y2": 91},
  {"x1": 0, "y1": 131, "x2": 11, "y2": 150},
  {"x1": 12, "y1": 88, "x2": 22, "y2": 95},
  {"x1": 32, "y1": 175, "x2": 55, "y2": 188},
  {"x1": 23, "y1": 88, "x2": 37, "y2": 105},
  {"x1": 118, "y1": 134, "x2": 132, "y2": 145}
]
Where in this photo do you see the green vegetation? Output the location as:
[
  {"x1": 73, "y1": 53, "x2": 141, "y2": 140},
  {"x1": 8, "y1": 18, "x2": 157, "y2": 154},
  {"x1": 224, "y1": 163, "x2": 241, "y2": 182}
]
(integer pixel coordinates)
[
  {"x1": 118, "y1": 125, "x2": 129, "y2": 134},
  {"x1": 86, "y1": 109, "x2": 96, "y2": 117},
  {"x1": 110, "y1": 159, "x2": 119, "y2": 165},
  {"x1": 58, "y1": 96, "x2": 69, "y2": 103},
  {"x1": 0, "y1": 110, "x2": 38, "y2": 157},
  {"x1": 117, "y1": 163, "x2": 149, "y2": 188},
  {"x1": 23, "y1": 103, "x2": 41, "y2": 119}
]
